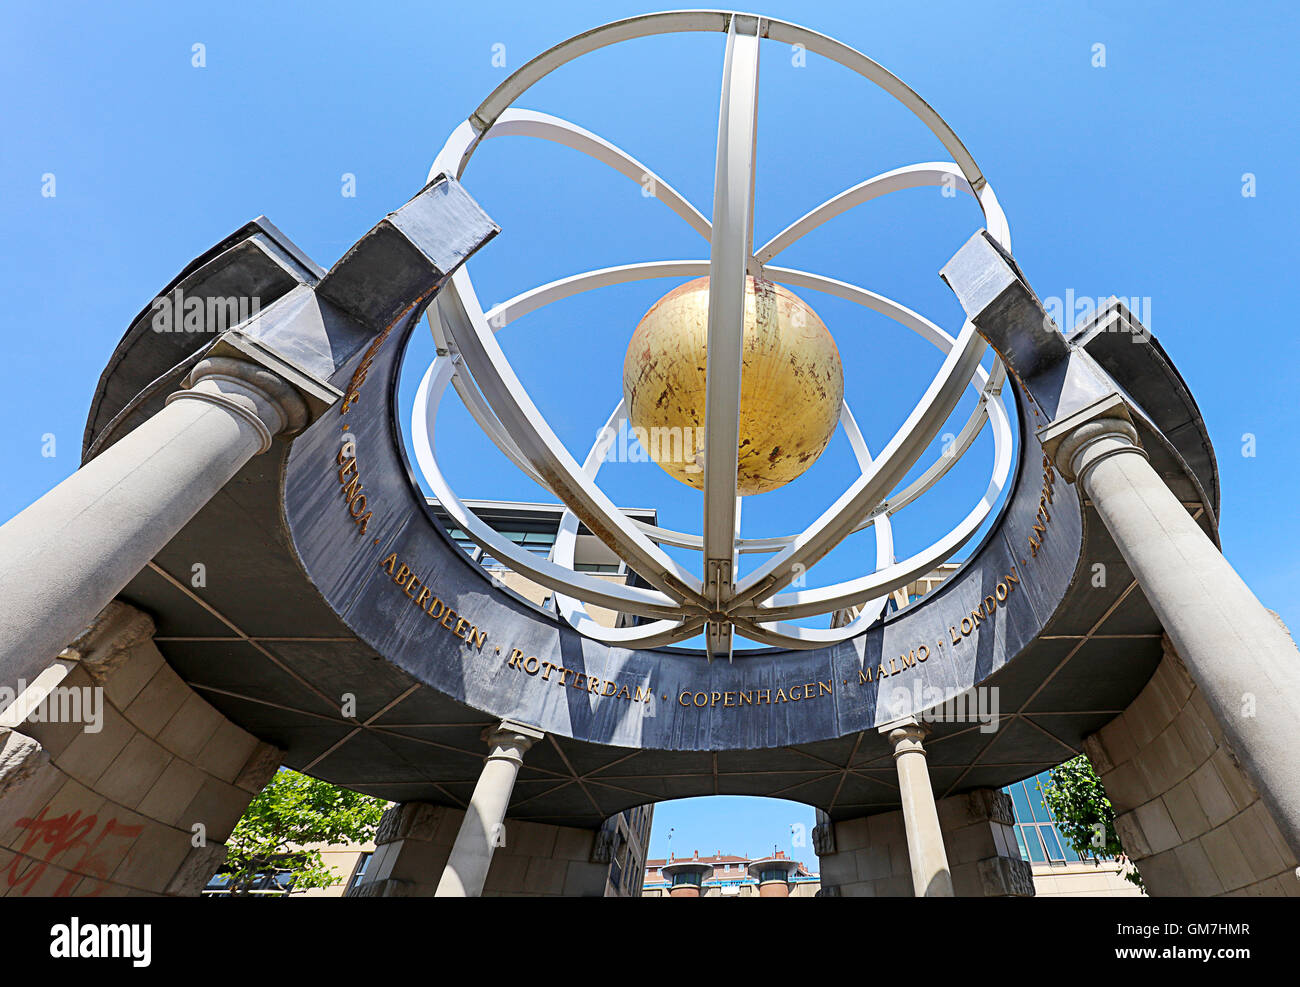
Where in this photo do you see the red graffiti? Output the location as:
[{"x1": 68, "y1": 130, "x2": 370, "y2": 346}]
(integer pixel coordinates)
[{"x1": 5, "y1": 807, "x2": 143, "y2": 896}]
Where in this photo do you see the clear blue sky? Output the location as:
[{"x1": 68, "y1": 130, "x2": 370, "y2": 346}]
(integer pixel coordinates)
[{"x1": 3, "y1": 1, "x2": 1297, "y2": 863}]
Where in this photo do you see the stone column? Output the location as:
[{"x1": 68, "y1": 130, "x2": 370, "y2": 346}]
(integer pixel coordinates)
[
  {"x1": 0, "y1": 357, "x2": 308, "y2": 695},
  {"x1": 435, "y1": 720, "x2": 543, "y2": 897},
  {"x1": 1042, "y1": 397, "x2": 1300, "y2": 857},
  {"x1": 884, "y1": 720, "x2": 954, "y2": 896}
]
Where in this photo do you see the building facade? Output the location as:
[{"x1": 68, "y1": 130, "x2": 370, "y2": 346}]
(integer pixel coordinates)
[{"x1": 644, "y1": 850, "x2": 819, "y2": 898}]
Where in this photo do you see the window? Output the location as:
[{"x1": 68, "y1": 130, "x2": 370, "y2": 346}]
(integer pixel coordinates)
[
  {"x1": 349, "y1": 852, "x2": 373, "y2": 892},
  {"x1": 1004, "y1": 770, "x2": 1097, "y2": 864}
]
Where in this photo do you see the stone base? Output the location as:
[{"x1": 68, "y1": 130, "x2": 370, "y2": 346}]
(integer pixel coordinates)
[
  {"x1": 817, "y1": 788, "x2": 1032, "y2": 897},
  {"x1": 350, "y1": 801, "x2": 624, "y2": 897},
  {"x1": 1086, "y1": 636, "x2": 1299, "y2": 897},
  {"x1": 0, "y1": 602, "x2": 281, "y2": 897}
]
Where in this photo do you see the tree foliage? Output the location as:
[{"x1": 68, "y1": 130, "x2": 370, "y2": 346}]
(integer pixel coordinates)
[
  {"x1": 1039, "y1": 754, "x2": 1144, "y2": 890},
  {"x1": 217, "y1": 769, "x2": 386, "y2": 895}
]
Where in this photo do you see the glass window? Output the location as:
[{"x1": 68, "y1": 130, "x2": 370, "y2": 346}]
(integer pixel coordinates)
[{"x1": 1022, "y1": 828, "x2": 1047, "y2": 863}]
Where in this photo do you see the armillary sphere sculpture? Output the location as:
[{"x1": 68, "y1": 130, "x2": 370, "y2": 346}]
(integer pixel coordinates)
[{"x1": 410, "y1": 10, "x2": 1015, "y2": 659}]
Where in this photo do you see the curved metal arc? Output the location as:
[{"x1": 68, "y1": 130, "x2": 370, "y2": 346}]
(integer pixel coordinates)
[
  {"x1": 732, "y1": 319, "x2": 989, "y2": 606},
  {"x1": 437, "y1": 268, "x2": 709, "y2": 606},
  {"x1": 738, "y1": 391, "x2": 1014, "y2": 621},
  {"x1": 700, "y1": 16, "x2": 761, "y2": 658},
  {"x1": 460, "y1": 11, "x2": 986, "y2": 194},
  {"x1": 756, "y1": 163, "x2": 984, "y2": 265},
  {"x1": 410, "y1": 357, "x2": 690, "y2": 619},
  {"x1": 483, "y1": 260, "x2": 710, "y2": 328},
  {"x1": 456, "y1": 109, "x2": 713, "y2": 240},
  {"x1": 550, "y1": 401, "x2": 704, "y2": 647},
  {"x1": 414, "y1": 10, "x2": 1026, "y2": 653}
]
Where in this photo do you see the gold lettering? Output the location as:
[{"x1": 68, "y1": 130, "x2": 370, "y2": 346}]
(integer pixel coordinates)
[
  {"x1": 506, "y1": 649, "x2": 524, "y2": 670},
  {"x1": 380, "y1": 553, "x2": 397, "y2": 575},
  {"x1": 523, "y1": 655, "x2": 540, "y2": 675},
  {"x1": 469, "y1": 627, "x2": 487, "y2": 650}
]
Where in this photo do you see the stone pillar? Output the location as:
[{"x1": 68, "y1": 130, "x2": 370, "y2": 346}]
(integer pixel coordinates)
[
  {"x1": 434, "y1": 720, "x2": 543, "y2": 897},
  {"x1": 884, "y1": 720, "x2": 954, "y2": 896},
  {"x1": 1041, "y1": 397, "x2": 1300, "y2": 858},
  {"x1": 0, "y1": 601, "x2": 282, "y2": 896},
  {"x1": 0, "y1": 357, "x2": 309, "y2": 695}
]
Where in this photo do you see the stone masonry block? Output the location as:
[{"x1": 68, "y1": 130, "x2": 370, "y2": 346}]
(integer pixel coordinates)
[
  {"x1": 156, "y1": 692, "x2": 225, "y2": 762},
  {"x1": 165, "y1": 842, "x2": 228, "y2": 896},
  {"x1": 1162, "y1": 779, "x2": 1211, "y2": 843},
  {"x1": 180, "y1": 776, "x2": 254, "y2": 844},
  {"x1": 194, "y1": 718, "x2": 260, "y2": 784},
  {"x1": 125, "y1": 663, "x2": 193, "y2": 739},
  {"x1": 977, "y1": 855, "x2": 1035, "y2": 896},
  {"x1": 136, "y1": 758, "x2": 207, "y2": 828},
  {"x1": 94, "y1": 733, "x2": 172, "y2": 809},
  {"x1": 1198, "y1": 825, "x2": 1253, "y2": 893},
  {"x1": 233, "y1": 741, "x2": 283, "y2": 794}
]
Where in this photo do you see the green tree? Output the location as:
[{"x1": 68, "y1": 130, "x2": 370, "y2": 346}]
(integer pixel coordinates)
[
  {"x1": 1039, "y1": 755, "x2": 1144, "y2": 890},
  {"x1": 216, "y1": 769, "x2": 387, "y2": 895}
]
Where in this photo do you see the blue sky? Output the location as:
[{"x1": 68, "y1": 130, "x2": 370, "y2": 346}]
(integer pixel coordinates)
[{"x1": 3, "y1": 1, "x2": 1297, "y2": 864}]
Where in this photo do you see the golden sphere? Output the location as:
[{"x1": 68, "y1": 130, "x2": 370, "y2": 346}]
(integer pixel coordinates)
[{"x1": 622, "y1": 276, "x2": 843, "y2": 496}]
